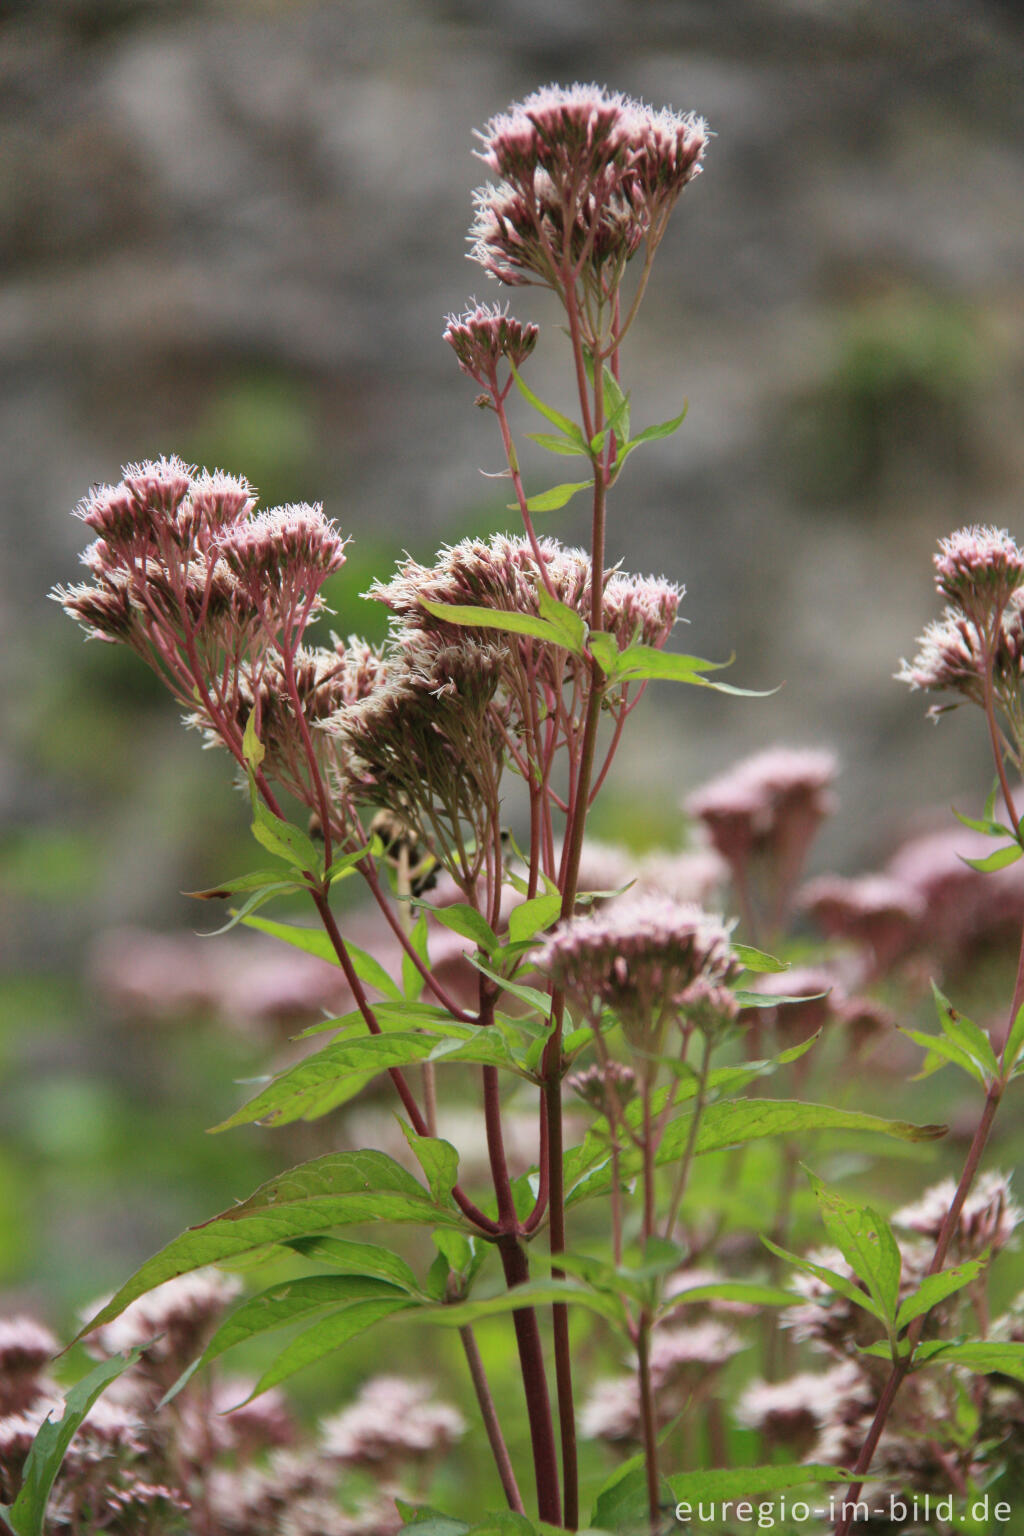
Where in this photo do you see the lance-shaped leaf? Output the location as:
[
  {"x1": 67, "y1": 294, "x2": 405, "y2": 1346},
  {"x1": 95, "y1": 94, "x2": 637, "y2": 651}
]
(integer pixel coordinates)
[
  {"x1": 807, "y1": 1172, "x2": 902, "y2": 1330},
  {"x1": 960, "y1": 842, "x2": 1023, "y2": 872},
  {"x1": 250, "y1": 794, "x2": 322, "y2": 877},
  {"x1": 427, "y1": 903, "x2": 499, "y2": 954},
  {"x1": 186, "y1": 869, "x2": 305, "y2": 900},
  {"x1": 285, "y1": 1235, "x2": 421, "y2": 1293},
  {"x1": 247, "y1": 1296, "x2": 417, "y2": 1398},
  {"x1": 0, "y1": 1349, "x2": 144, "y2": 1536},
  {"x1": 931, "y1": 983, "x2": 1000, "y2": 1082},
  {"x1": 565, "y1": 1100, "x2": 945, "y2": 1205},
  {"x1": 537, "y1": 586, "x2": 587, "y2": 652},
  {"x1": 77, "y1": 1151, "x2": 467, "y2": 1340},
  {"x1": 658, "y1": 1279, "x2": 797, "y2": 1318},
  {"x1": 509, "y1": 892, "x2": 562, "y2": 944},
  {"x1": 732, "y1": 943, "x2": 789, "y2": 974},
  {"x1": 212, "y1": 1033, "x2": 448, "y2": 1131},
  {"x1": 400, "y1": 1127, "x2": 460, "y2": 1205},
  {"x1": 525, "y1": 431, "x2": 589, "y2": 458},
  {"x1": 667, "y1": 1464, "x2": 849, "y2": 1505},
  {"x1": 1005, "y1": 1000, "x2": 1024, "y2": 1076},
  {"x1": 761, "y1": 1236, "x2": 885, "y2": 1324},
  {"x1": 519, "y1": 479, "x2": 593, "y2": 514},
  {"x1": 901, "y1": 1339, "x2": 1024, "y2": 1385},
  {"x1": 894, "y1": 1257, "x2": 986, "y2": 1334},
  {"x1": 242, "y1": 912, "x2": 403, "y2": 1001},
  {"x1": 198, "y1": 1273, "x2": 410, "y2": 1369},
  {"x1": 410, "y1": 1277, "x2": 627, "y2": 1329},
  {"x1": 510, "y1": 363, "x2": 585, "y2": 444},
  {"x1": 419, "y1": 597, "x2": 583, "y2": 653}
]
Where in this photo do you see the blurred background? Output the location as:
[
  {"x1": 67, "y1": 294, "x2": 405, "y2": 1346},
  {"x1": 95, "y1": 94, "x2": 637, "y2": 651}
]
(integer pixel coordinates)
[{"x1": 2, "y1": 0, "x2": 1024, "y2": 1415}]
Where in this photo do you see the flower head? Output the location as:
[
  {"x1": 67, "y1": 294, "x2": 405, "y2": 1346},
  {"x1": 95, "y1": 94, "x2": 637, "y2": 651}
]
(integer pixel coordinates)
[
  {"x1": 934, "y1": 525, "x2": 1024, "y2": 621},
  {"x1": 532, "y1": 894, "x2": 737, "y2": 1042},
  {"x1": 443, "y1": 300, "x2": 538, "y2": 384}
]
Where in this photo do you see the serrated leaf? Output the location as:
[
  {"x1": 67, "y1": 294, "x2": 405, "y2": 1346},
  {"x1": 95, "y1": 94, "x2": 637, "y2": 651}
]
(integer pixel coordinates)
[
  {"x1": 285, "y1": 1235, "x2": 421, "y2": 1293},
  {"x1": 565, "y1": 1100, "x2": 945, "y2": 1206},
  {"x1": 466, "y1": 955, "x2": 552, "y2": 1016},
  {"x1": 961, "y1": 843, "x2": 1023, "y2": 872},
  {"x1": 894, "y1": 1257, "x2": 985, "y2": 1333},
  {"x1": 429, "y1": 904, "x2": 498, "y2": 953},
  {"x1": 509, "y1": 892, "x2": 562, "y2": 944},
  {"x1": 732, "y1": 943, "x2": 789, "y2": 974},
  {"x1": 901, "y1": 1027, "x2": 987, "y2": 1086},
  {"x1": 761, "y1": 1236, "x2": 885, "y2": 1323},
  {"x1": 808, "y1": 1173, "x2": 902, "y2": 1327},
  {"x1": 667, "y1": 1464, "x2": 849, "y2": 1505},
  {"x1": 932, "y1": 983, "x2": 1000, "y2": 1081},
  {"x1": 76, "y1": 1151, "x2": 466, "y2": 1341},
  {"x1": 0, "y1": 1349, "x2": 144, "y2": 1536},
  {"x1": 537, "y1": 586, "x2": 587, "y2": 653},
  {"x1": 212, "y1": 1033, "x2": 443, "y2": 1131},
  {"x1": 521, "y1": 479, "x2": 593, "y2": 514},
  {"x1": 400, "y1": 1127, "x2": 459, "y2": 1205},
  {"x1": 241, "y1": 913, "x2": 403, "y2": 1001},
  {"x1": 199, "y1": 1273, "x2": 407, "y2": 1368},
  {"x1": 250, "y1": 797, "x2": 321, "y2": 876},
  {"x1": 510, "y1": 364, "x2": 584, "y2": 444},
  {"x1": 249, "y1": 1297, "x2": 415, "y2": 1397},
  {"x1": 910, "y1": 1340, "x2": 1024, "y2": 1384}
]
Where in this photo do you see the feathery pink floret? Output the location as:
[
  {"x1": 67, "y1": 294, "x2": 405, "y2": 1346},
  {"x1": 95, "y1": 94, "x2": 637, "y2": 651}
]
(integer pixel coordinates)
[
  {"x1": 892, "y1": 1170, "x2": 1021, "y2": 1254},
  {"x1": 319, "y1": 1377, "x2": 465, "y2": 1469},
  {"x1": 686, "y1": 746, "x2": 838, "y2": 867},
  {"x1": 217, "y1": 503, "x2": 346, "y2": 583},
  {"x1": 84, "y1": 1269, "x2": 243, "y2": 1363}
]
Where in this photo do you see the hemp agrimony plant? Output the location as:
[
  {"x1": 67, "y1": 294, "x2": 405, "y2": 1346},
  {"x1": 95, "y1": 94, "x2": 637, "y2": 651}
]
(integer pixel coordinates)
[{"x1": 8, "y1": 82, "x2": 1024, "y2": 1536}]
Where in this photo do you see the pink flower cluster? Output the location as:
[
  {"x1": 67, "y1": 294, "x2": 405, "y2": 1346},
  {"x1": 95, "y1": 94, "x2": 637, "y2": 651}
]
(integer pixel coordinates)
[{"x1": 469, "y1": 83, "x2": 708, "y2": 289}]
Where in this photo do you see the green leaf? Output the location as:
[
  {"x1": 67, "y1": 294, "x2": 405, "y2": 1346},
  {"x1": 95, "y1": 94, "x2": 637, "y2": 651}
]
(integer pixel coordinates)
[
  {"x1": 203, "y1": 883, "x2": 301, "y2": 935},
  {"x1": 732, "y1": 943, "x2": 789, "y2": 974},
  {"x1": 960, "y1": 843, "x2": 1023, "y2": 872},
  {"x1": 250, "y1": 796, "x2": 322, "y2": 877},
  {"x1": 418, "y1": 598, "x2": 578, "y2": 651},
  {"x1": 242, "y1": 710, "x2": 265, "y2": 769},
  {"x1": 250, "y1": 1297, "x2": 415, "y2": 1397},
  {"x1": 761, "y1": 1236, "x2": 885, "y2": 1323},
  {"x1": 509, "y1": 893, "x2": 562, "y2": 945},
  {"x1": 808, "y1": 1172, "x2": 902, "y2": 1328},
  {"x1": 592, "y1": 1464, "x2": 671, "y2": 1536},
  {"x1": 510, "y1": 364, "x2": 584, "y2": 444},
  {"x1": 212, "y1": 1033, "x2": 442, "y2": 1131},
  {"x1": 901, "y1": 1027, "x2": 987, "y2": 1086},
  {"x1": 624, "y1": 407, "x2": 688, "y2": 447},
  {"x1": 952, "y1": 806, "x2": 1011, "y2": 837},
  {"x1": 411, "y1": 1278, "x2": 625, "y2": 1329},
  {"x1": 400, "y1": 1126, "x2": 459, "y2": 1205},
  {"x1": 241, "y1": 913, "x2": 403, "y2": 1001},
  {"x1": 429, "y1": 904, "x2": 498, "y2": 954},
  {"x1": 521, "y1": 480, "x2": 593, "y2": 514},
  {"x1": 199, "y1": 1273, "x2": 408, "y2": 1368},
  {"x1": 659, "y1": 1280, "x2": 796, "y2": 1316},
  {"x1": 1004, "y1": 1000, "x2": 1024, "y2": 1075},
  {"x1": 185, "y1": 869, "x2": 304, "y2": 900},
  {"x1": 402, "y1": 913, "x2": 430, "y2": 1002},
  {"x1": 77, "y1": 1151, "x2": 467, "y2": 1340},
  {"x1": 525, "y1": 432, "x2": 589, "y2": 459},
  {"x1": 932, "y1": 983, "x2": 1001, "y2": 1081},
  {"x1": 894, "y1": 1257, "x2": 986, "y2": 1333},
  {"x1": 597, "y1": 643, "x2": 733, "y2": 687},
  {"x1": 537, "y1": 586, "x2": 587, "y2": 654},
  {"x1": 668, "y1": 1464, "x2": 849, "y2": 1506},
  {"x1": 285, "y1": 1235, "x2": 421, "y2": 1293},
  {"x1": 0, "y1": 1350, "x2": 144, "y2": 1536},
  {"x1": 602, "y1": 369, "x2": 630, "y2": 444},
  {"x1": 565, "y1": 1100, "x2": 945, "y2": 1205},
  {"x1": 910, "y1": 1340, "x2": 1024, "y2": 1385},
  {"x1": 466, "y1": 955, "x2": 552, "y2": 1017},
  {"x1": 398, "y1": 1515, "x2": 470, "y2": 1536}
]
